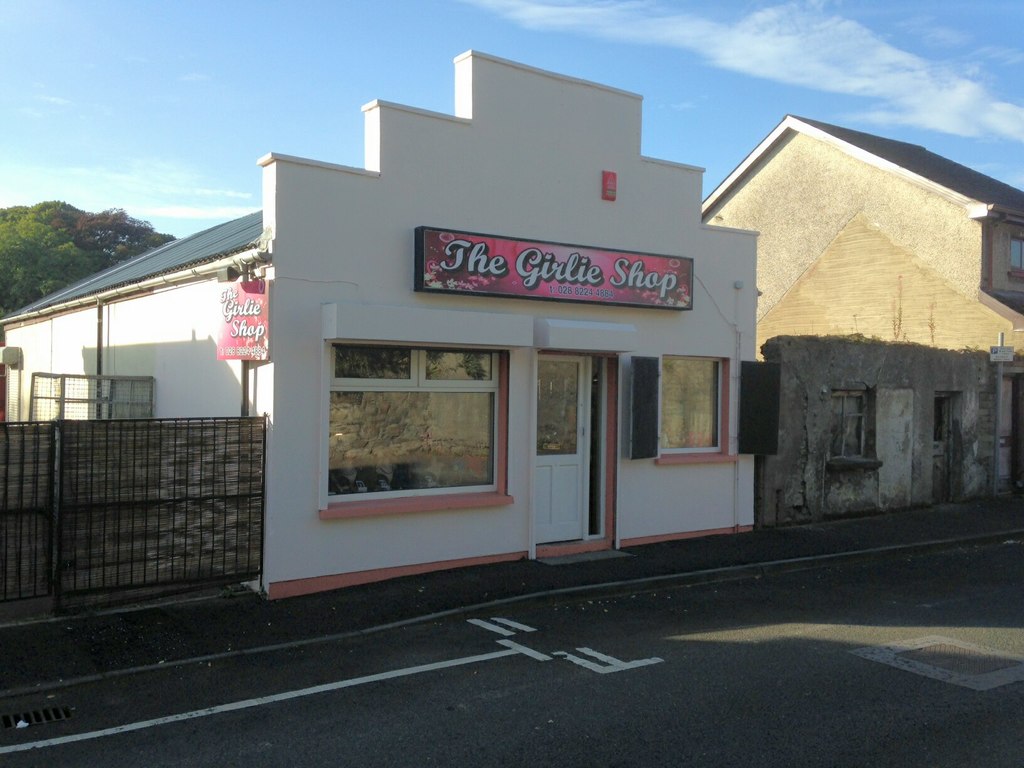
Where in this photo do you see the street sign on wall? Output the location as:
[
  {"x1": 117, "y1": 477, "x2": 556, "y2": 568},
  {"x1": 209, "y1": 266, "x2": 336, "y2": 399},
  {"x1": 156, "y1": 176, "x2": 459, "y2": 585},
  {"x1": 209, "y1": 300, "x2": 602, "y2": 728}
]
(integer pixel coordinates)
[{"x1": 990, "y1": 345, "x2": 1014, "y2": 363}]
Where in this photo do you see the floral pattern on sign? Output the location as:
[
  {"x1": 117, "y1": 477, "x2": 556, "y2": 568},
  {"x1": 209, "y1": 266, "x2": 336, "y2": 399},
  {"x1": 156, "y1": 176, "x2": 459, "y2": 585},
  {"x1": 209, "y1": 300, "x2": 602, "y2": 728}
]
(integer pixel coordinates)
[
  {"x1": 217, "y1": 280, "x2": 270, "y2": 361},
  {"x1": 415, "y1": 228, "x2": 692, "y2": 310}
]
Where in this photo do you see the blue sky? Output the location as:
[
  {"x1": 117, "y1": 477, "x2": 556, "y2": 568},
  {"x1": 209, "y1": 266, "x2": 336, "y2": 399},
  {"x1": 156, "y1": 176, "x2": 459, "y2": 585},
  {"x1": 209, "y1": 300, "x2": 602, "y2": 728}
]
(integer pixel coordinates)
[{"x1": 3, "y1": 0, "x2": 1023, "y2": 239}]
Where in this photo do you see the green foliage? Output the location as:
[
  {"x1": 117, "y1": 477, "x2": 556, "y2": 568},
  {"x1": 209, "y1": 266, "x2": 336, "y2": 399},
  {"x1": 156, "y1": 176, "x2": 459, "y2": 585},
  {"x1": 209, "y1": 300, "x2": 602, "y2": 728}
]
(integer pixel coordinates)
[
  {"x1": 0, "y1": 201, "x2": 174, "y2": 318},
  {"x1": 0, "y1": 217, "x2": 95, "y2": 316}
]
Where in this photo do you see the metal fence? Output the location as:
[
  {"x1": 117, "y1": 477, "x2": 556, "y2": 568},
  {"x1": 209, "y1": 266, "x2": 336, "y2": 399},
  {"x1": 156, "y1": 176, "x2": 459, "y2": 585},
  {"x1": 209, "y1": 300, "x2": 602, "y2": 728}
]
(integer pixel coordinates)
[
  {"x1": 31, "y1": 373, "x2": 155, "y2": 421},
  {"x1": 0, "y1": 417, "x2": 265, "y2": 611},
  {"x1": 0, "y1": 424, "x2": 54, "y2": 601}
]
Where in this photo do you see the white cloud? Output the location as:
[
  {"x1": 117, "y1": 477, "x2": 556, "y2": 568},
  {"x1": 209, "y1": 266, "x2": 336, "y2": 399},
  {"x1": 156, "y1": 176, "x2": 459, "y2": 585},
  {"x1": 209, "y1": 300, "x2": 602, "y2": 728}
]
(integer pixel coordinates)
[
  {"x1": 975, "y1": 45, "x2": 1024, "y2": 66},
  {"x1": 895, "y1": 15, "x2": 971, "y2": 49},
  {"x1": 0, "y1": 159, "x2": 256, "y2": 226},
  {"x1": 193, "y1": 188, "x2": 253, "y2": 199},
  {"x1": 465, "y1": 0, "x2": 1024, "y2": 143},
  {"x1": 134, "y1": 204, "x2": 258, "y2": 220},
  {"x1": 35, "y1": 94, "x2": 71, "y2": 106}
]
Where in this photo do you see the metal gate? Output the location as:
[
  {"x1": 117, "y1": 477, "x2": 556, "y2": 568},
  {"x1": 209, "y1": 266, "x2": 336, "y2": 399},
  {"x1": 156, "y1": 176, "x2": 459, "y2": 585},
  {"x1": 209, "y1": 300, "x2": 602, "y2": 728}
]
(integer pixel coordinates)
[
  {"x1": 0, "y1": 417, "x2": 265, "y2": 611},
  {"x1": 0, "y1": 424, "x2": 54, "y2": 601}
]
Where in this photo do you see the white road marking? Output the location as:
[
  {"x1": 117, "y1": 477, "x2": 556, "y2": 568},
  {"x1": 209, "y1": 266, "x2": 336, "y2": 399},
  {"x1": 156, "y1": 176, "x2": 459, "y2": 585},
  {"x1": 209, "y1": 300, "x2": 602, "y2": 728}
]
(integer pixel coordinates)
[
  {"x1": 467, "y1": 618, "x2": 517, "y2": 636},
  {"x1": 0, "y1": 647, "x2": 529, "y2": 755},
  {"x1": 497, "y1": 638, "x2": 551, "y2": 661},
  {"x1": 552, "y1": 647, "x2": 664, "y2": 674},
  {"x1": 4, "y1": 621, "x2": 665, "y2": 754},
  {"x1": 490, "y1": 618, "x2": 537, "y2": 633}
]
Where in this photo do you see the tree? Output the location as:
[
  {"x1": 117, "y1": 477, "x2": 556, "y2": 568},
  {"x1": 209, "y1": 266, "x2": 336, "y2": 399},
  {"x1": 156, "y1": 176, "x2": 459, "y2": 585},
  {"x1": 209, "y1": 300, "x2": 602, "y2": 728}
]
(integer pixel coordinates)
[
  {"x1": 0, "y1": 217, "x2": 96, "y2": 317},
  {"x1": 0, "y1": 202, "x2": 175, "y2": 318},
  {"x1": 17, "y1": 201, "x2": 174, "y2": 265}
]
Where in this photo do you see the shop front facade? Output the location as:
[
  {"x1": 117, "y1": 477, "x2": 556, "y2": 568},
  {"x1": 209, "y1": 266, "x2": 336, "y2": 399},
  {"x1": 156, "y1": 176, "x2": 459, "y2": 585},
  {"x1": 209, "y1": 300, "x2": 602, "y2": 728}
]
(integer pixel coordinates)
[
  {"x1": 257, "y1": 52, "x2": 756, "y2": 598},
  {"x1": 3, "y1": 51, "x2": 758, "y2": 599}
]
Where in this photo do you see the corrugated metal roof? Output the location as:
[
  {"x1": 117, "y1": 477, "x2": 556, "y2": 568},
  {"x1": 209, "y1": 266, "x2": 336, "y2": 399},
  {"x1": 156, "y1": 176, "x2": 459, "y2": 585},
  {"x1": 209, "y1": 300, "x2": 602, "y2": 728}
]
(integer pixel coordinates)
[
  {"x1": 793, "y1": 116, "x2": 1024, "y2": 212},
  {"x1": 5, "y1": 210, "x2": 264, "y2": 321}
]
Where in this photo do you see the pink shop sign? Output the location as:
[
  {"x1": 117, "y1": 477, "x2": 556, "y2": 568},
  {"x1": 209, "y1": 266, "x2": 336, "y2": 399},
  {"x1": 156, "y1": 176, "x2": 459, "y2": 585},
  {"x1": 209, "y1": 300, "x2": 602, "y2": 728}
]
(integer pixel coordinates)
[
  {"x1": 217, "y1": 280, "x2": 270, "y2": 361},
  {"x1": 414, "y1": 227, "x2": 693, "y2": 310}
]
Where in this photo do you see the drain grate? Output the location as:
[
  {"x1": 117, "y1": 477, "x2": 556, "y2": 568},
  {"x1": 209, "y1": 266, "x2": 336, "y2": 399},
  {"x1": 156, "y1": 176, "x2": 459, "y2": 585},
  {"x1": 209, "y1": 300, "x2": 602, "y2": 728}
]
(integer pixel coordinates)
[
  {"x1": 2, "y1": 706, "x2": 73, "y2": 729},
  {"x1": 851, "y1": 636, "x2": 1024, "y2": 691}
]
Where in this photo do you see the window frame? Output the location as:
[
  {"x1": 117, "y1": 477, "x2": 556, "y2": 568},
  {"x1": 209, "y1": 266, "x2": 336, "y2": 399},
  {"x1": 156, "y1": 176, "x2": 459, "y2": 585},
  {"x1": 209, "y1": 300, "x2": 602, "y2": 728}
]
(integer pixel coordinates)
[
  {"x1": 327, "y1": 344, "x2": 502, "y2": 503},
  {"x1": 658, "y1": 355, "x2": 724, "y2": 455},
  {"x1": 1012, "y1": 237, "x2": 1024, "y2": 271},
  {"x1": 830, "y1": 390, "x2": 866, "y2": 459}
]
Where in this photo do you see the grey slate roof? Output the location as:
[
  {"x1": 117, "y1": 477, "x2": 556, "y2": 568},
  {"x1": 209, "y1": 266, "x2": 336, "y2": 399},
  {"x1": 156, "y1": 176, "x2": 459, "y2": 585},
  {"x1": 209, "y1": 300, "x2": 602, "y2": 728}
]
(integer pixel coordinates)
[
  {"x1": 794, "y1": 116, "x2": 1024, "y2": 212},
  {"x1": 5, "y1": 211, "x2": 263, "y2": 321}
]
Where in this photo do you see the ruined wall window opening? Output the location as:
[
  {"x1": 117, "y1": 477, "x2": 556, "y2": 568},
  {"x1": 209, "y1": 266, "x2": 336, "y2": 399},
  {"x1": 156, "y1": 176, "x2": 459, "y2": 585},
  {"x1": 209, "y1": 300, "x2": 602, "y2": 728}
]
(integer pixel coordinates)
[
  {"x1": 328, "y1": 345, "x2": 500, "y2": 499},
  {"x1": 830, "y1": 389, "x2": 875, "y2": 460}
]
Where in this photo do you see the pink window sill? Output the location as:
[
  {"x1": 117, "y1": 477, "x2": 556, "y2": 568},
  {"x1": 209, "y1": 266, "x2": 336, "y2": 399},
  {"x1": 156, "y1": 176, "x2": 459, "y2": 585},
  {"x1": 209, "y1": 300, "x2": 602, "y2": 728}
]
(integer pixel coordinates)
[
  {"x1": 654, "y1": 452, "x2": 739, "y2": 466},
  {"x1": 321, "y1": 491, "x2": 514, "y2": 520}
]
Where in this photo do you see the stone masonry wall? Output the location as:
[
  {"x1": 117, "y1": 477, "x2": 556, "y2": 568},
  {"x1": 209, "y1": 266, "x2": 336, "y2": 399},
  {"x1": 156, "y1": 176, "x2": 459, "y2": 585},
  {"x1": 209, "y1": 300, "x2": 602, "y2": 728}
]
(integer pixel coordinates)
[{"x1": 759, "y1": 336, "x2": 995, "y2": 526}]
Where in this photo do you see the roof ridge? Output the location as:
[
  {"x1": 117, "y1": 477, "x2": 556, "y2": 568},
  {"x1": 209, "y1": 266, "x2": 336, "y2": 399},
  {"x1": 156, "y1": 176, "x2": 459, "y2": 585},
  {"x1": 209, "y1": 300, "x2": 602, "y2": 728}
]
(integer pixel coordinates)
[{"x1": 786, "y1": 115, "x2": 1024, "y2": 212}]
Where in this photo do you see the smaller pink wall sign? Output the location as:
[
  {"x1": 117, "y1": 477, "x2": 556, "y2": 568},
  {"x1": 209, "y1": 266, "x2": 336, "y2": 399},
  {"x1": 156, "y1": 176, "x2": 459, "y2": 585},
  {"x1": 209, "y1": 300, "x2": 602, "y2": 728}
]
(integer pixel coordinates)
[
  {"x1": 414, "y1": 227, "x2": 693, "y2": 310},
  {"x1": 217, "y1": 280, "x2": 270, "y2": 360}
]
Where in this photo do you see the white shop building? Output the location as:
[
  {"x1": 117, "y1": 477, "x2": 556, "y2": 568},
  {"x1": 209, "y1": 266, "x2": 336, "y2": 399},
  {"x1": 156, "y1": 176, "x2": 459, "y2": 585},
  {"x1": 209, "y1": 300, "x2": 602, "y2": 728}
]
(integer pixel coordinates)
[{"x1": 3, "y1": 52, "x2": 758, "y2": 598}]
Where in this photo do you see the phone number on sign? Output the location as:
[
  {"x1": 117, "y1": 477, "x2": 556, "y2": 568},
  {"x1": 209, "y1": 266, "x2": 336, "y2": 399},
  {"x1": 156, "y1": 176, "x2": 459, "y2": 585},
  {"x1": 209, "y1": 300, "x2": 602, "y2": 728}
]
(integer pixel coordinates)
[
  {"x1": 548, "y1": 285, "x2": 614, "y2": 299},
  {"x1": 220, "y1": 346, "x2": 268, "y2": 358}
]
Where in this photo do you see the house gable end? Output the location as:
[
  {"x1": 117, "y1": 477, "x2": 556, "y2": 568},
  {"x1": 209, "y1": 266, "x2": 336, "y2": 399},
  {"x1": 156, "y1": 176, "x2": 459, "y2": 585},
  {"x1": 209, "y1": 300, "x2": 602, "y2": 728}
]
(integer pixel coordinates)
[
  {"x1": 759, "y1": 214, "x2": 1008, "y2": 352},
  {"x1": 705, "y1": 115, "x2": 1024, "y2": 220}
]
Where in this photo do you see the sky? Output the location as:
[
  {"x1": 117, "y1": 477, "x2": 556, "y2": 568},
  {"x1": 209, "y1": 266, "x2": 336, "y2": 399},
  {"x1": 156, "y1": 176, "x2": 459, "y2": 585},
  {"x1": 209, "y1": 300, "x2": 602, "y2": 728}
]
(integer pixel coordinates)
[{"x1": 2, "y1": 0, "x2": 1023, "y2": 239}]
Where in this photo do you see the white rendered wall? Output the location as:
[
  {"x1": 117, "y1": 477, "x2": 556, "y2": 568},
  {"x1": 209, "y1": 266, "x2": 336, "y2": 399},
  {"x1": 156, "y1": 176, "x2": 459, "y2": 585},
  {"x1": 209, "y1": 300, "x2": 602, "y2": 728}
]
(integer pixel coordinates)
[
  {"x1": 103, "y1": 283, "x2": 243, "y2": 417},
  {"x1": 259, "y1": 51, "x2": 756, "y2": 588},
  {"x1": 4, "y1": 308, "x2": 97, "y2": 420},
  {"x1": 614, "y1": 222, "x2": 758, "y2": 541},
  {"x1": 5, "y1": 282, "x2": 245, "y2": 420}
]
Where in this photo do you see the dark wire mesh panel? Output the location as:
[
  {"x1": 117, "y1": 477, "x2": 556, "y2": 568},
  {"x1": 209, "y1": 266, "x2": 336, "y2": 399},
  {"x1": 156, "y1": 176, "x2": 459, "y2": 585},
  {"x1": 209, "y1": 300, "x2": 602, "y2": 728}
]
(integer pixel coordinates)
[
  {"x1": 56, "y1": 417, "x2": 265, "y2": 609},
  {"x1": 30, "y1": 373, "x2": 155, "y2": 421},
  {"x1": 0, "y1": 424, "x2": 54, "y2": 600}
]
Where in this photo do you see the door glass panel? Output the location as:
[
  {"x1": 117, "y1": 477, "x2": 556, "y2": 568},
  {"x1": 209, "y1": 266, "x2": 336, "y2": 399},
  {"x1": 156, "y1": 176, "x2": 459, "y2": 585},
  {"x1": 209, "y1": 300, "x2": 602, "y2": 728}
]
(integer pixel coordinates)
[{"x1": 537, "y1": 359, "x2": 579, "y2": 455}]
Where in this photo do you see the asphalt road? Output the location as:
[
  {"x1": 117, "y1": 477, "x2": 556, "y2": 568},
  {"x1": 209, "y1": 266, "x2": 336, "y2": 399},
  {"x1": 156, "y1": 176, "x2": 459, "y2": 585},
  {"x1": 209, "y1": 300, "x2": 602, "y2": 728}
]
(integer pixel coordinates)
[{"x1": 3, "y1": 540, "x2": 1023, "y2": 767}]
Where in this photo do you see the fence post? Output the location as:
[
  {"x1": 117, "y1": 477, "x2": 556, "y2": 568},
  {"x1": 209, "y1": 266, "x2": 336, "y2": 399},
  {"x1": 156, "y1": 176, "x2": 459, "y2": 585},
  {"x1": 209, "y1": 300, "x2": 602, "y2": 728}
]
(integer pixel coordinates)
[{"x1": 50, "y1": 420, "x2": 63, "y2": 611}]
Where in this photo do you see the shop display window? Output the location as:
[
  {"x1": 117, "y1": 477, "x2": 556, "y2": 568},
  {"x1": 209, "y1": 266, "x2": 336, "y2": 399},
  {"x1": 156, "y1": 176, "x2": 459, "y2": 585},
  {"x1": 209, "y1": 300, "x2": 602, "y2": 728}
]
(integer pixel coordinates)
[
  {"x1": 329, "y1": 346, "x2": 498, "y2": 497},
  {"x1": 660, "y1": 356, "x2": 721, "y2": 451}
]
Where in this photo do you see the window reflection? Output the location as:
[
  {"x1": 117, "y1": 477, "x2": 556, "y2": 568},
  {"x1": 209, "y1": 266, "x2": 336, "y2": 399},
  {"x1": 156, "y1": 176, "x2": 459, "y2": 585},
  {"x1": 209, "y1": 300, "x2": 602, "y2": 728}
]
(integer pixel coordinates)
[
  {"x1": 329, "y1": 391, "x2": 494, "y2": 494},
  {"x1": 537, "y1": 359, "x2": 579, "y2": 455},
  {"x1": 661, "y1": 357, "x2": 719, "y2": 449},
  {"x1": 335, "y1": 347, "x2": 411, "y2": 379},
  {"x1": 426, "y1": 351, "x2": 492, "y2": 381}
]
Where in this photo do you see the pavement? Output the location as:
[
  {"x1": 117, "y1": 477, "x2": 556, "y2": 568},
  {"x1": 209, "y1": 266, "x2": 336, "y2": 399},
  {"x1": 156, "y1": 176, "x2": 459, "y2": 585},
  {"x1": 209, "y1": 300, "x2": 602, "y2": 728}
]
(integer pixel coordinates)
[{"x1": 2, "y1": 496, "x2": 1024, "y2": 698}]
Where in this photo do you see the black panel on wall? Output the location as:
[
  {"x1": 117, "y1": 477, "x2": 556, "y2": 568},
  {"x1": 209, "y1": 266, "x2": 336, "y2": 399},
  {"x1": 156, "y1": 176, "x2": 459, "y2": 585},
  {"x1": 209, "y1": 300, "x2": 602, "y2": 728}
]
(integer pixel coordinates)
[
  {"x1": 630, "y1": 357, "x2": 659, "y2": 459},
  {"x1": 738, "y1": 360, "x2": 780, "y2": 455}
]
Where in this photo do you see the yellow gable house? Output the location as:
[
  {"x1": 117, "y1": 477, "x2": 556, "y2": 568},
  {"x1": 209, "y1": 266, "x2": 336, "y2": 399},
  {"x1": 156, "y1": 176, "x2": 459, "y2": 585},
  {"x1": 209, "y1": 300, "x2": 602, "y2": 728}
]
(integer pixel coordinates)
[
  {"x1": 702, "y1": 115, "x2": 1024, "y2": 354},
  {"x1": 702, "y1": 115, "x2": 1024, "y2": 492}
]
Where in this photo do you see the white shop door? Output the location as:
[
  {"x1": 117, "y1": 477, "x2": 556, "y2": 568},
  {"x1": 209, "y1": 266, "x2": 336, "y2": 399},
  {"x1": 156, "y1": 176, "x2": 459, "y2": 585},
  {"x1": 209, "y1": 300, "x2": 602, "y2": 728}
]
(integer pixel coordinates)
[{"x1": 534, "y1": 356, "x2": 589, "y2": 544}]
